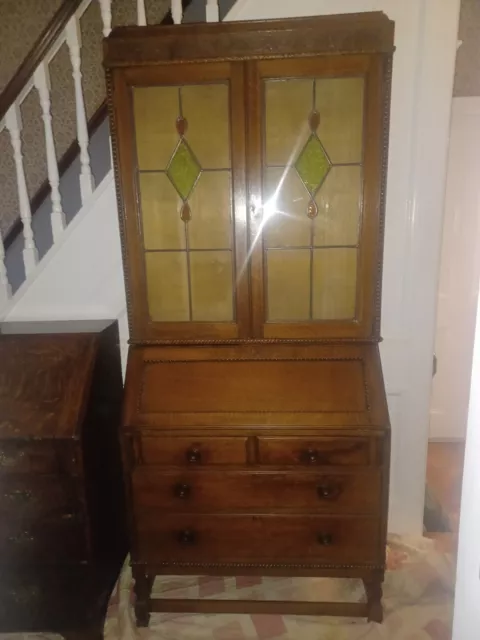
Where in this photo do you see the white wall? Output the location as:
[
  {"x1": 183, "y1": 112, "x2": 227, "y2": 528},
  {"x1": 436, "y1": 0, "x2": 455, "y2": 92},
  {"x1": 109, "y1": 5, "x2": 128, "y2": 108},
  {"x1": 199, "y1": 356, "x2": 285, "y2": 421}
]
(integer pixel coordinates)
[
  {"x1": 228, "y1": 0, "x2": 460, "y2": 534},
  {"x1": 452, "y1": 268, "x2": 480, "y2": 638},
  {"x1": 2, "y1": 173, "x2": 129, "y2": 372},
  {"x1": 430, "y1": 97, "x2": 480, "y2": 440}
]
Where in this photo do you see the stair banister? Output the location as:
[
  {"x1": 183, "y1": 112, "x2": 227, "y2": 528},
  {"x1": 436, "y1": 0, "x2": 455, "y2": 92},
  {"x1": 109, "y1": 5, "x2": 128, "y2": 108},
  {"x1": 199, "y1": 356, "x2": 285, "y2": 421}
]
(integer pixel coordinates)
[
  {"x1": 206, "y1": 0, "x2": 220, "y2": 22},
  {"x1": 0, "y1": 0, "x2": 214, "y2": 318}
]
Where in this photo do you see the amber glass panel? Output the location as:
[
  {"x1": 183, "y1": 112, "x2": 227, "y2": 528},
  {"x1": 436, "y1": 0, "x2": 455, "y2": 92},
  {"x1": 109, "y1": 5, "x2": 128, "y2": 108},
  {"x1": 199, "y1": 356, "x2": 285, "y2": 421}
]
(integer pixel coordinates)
[
  {"x1": 145, "y1": 252, "x2": 189, "y2": 321},
  {"x1": 182, "y1": 84, "x2": 230, "y2": 169},
  {"x1": 188, "y1": 171, "x2": 232, "y2": 250},
  {"x1": 133, "y1": 87, "x2": 179, "y2": 170},
  {"x1": 139, "y1": 173, "x2": 185, "y2": 251},
  {"x1": 190, "y1": 251, "x2": 233, "y2": 321},
  {"x1": 263, "y1": 167, "x2": 310, "y2": 248},
  {"x1": 312, "y1": 248, "x2": 357, "y2": 320},
  {"x1": 315, "y1": 78, "x2": 364, "y2": 164},
  {"x1": 267, "y1": 250, "x2": 310, "y2": 321},
  {"x1": 265, "y1": 79, "x2": 312, "y2": 166},
  {"x1": 314, "y1": 166, "x2": 362, "y2": 247}
]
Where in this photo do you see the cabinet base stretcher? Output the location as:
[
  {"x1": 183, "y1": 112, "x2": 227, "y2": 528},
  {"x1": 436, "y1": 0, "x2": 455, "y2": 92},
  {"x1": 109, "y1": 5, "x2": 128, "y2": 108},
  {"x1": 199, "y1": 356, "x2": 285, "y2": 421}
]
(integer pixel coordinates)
[{"x1": 132, "y1": 566, "x2": 384, "y2": 623}]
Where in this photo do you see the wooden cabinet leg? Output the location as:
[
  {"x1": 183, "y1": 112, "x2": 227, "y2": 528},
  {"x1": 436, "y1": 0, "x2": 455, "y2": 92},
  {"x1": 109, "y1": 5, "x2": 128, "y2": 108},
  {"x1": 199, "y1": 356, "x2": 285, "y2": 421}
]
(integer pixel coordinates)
[
  {"x1": 133, "y1": 566, "x2": 152, "y2": 627},
  {"x1": 363, "y1": 574, "x2": 384, "y2": 623}
]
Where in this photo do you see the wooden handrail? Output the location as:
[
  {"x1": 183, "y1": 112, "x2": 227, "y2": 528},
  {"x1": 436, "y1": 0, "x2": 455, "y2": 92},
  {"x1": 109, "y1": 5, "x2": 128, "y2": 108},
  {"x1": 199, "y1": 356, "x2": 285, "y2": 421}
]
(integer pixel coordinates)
[{"x1": 0, "y1": 0, "x2": 84, "y2": 123}]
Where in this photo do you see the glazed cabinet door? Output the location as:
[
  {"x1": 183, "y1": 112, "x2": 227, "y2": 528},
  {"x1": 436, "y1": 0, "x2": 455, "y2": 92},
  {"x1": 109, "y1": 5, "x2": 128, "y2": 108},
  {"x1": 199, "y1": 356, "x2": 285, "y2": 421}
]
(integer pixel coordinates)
[
  {"x1": 111, "y1": 63, "x2": 249, "y2": 341},
  {"x1": 247, "y1": 55, "x2": 386, "y2": 339}
]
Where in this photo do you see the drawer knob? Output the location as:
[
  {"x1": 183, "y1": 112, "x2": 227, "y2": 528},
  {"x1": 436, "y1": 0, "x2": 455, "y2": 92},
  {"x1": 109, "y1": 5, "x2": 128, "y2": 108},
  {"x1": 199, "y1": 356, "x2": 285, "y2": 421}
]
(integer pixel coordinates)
[
  {"x1": 316, "y1": 483, "x2": 341, "y2": 500},
  {"x1": 301, "y1": 448, "x2": 321, "y2": 465},
  {"x1": 317, "y1": 532, "x2": 333, "y2": 546},
  {"x1": 9, "y1": 585, "x2": 40, "y2": 605},
  {"x1": 186, "y1": 448, "x2": 201, "y2": 464},
  {"x1": 4, "y1": 489, "x2": 34, "y2": 503},
  {"x1": 173, "y1": 483, "x2": 191, "y2": 500},
  {"x1": 0, "y1": 449, "x2": 25, "y2": 468},
  {"x1": 177, "y1": 529, "x2": 197, "y2": 546},
  {"x1": 7, "y1": 531, "x2": 34, "y2": 545}
]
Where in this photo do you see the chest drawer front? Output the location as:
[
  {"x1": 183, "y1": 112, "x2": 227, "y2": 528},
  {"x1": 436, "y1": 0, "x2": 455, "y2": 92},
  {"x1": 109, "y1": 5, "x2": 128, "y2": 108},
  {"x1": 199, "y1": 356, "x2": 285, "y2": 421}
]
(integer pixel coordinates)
[
  {"x1": 0, "y1": 477, "x2": 75, "y2": 521},
  {"x1": 0, "y1": 442, "x2": 59, "y2": 475},
  {"x1": 139, "y1": 436, "x2": 248, "y2": 466},
  {"x1": 0, "y1": 519, "x2": 86, "y2": 565},
  {"x1": 136, "y1": 514, "x2": 380, "y2": 565},
  {"x1": 257, "y1": 437, "x2": 372, "y2": 467},
  {"x1": 132, "y1": 469, "x2": 381, "y2": 514}
]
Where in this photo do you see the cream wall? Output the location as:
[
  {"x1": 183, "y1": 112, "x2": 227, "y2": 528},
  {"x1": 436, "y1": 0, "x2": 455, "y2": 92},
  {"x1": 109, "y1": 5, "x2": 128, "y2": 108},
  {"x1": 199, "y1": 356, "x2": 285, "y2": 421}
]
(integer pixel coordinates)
[
  {"x1": 430, "y1": 97, "x2": 480, "y2": 440},
  {"x1": 452, "y1": 244, "x2": 480, "y2": 638}
]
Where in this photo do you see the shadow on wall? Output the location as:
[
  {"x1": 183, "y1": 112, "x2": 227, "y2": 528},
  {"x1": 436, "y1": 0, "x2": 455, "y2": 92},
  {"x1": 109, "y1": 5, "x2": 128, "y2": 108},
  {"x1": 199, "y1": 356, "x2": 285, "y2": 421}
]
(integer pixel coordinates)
[
  {"x1": 5, "y1": 118, "x2": 112, "y2": 294},
  {"x1": 182, "y1": 0, "x2": 237, "y2": 21}
]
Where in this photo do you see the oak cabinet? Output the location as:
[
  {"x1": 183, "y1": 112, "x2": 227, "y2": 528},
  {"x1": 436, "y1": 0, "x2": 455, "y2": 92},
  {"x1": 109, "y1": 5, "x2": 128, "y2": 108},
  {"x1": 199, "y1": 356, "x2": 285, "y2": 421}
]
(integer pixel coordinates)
[{"x1": 105, "y1": 11, "x2": 394, "y2": 622}]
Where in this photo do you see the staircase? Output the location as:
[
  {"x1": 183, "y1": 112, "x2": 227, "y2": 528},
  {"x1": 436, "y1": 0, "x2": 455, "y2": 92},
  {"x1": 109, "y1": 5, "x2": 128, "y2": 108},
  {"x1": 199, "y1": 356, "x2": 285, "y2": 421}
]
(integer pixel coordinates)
[{"x1": 0, "y1": 0, "x2": 236, "y2": 369}]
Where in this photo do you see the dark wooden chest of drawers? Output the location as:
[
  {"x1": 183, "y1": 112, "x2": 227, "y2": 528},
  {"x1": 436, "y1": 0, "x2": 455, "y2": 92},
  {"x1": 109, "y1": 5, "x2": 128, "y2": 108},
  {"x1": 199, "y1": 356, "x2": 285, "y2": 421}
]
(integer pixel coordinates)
[{"x1": 0, "y1": 320, "x2": 127, "y2": 640}]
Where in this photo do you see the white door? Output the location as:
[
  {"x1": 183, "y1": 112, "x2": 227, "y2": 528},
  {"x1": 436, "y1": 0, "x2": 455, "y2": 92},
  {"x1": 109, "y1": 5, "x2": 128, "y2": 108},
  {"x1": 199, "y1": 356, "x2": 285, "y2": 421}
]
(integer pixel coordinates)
[
  {"x1": 430, "y1": 98, "x2": 480, "y2": 441},
  {"x1": 227, "y1": 0, "x2": 461, "y2": 534},
  {"x1": 452, "y1": 265, "x2": 480, "y2": 638}
]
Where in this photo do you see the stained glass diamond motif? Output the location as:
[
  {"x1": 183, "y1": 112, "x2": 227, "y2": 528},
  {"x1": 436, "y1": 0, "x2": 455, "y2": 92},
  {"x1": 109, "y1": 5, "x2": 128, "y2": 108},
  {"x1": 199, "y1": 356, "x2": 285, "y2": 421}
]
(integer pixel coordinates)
[
  {"x1": 295, "y1": 135, "x2": 331, "y2": 195},
  {"x1": 167, "y1": 140, "x2": 201, "y2": 200}
]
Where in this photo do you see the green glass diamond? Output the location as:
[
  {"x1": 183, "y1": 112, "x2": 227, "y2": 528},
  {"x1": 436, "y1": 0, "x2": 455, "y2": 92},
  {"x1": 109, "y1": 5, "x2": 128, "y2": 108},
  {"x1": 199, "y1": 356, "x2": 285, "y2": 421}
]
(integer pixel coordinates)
[
  {"x1": 167, "y1": 140, "x2": 201, "y2": 200},
  {"x1": 295, "y1": 135, "x2": 331, "y2": 195}
]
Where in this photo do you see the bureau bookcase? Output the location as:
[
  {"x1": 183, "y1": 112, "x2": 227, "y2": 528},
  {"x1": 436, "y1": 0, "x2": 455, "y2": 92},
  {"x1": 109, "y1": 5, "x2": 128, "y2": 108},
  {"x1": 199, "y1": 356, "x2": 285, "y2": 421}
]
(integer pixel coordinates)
[{"x1": 105, "y1": 12, "x2": 394, "y2": 622}]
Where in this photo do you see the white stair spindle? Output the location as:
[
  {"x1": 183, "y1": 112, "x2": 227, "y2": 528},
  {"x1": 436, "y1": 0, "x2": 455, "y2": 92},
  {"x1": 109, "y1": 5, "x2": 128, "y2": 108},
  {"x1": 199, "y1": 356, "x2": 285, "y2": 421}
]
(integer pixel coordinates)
[
  {"x1": 5, "y1": 104, "x2": 39, "y2": 275},
  {"x1": 66, "y1": 15, "x2": 95, "y2": 204},
  {"x1": 206, "y1": 0, "x2": 219, "y2": 22},
  {"x1": 98, "y1": 0, "x2": 112, "y2": 36},
  {"x1": 137, "y1": 0, "x2": 147, "y2": 26},
  {"x1": 0, "y1": 230, "x2": 12, "y2": 309},
  {"x1": 99, "y1": 0, "x2": 113, "y2": 166},
  {"x1": 172, "y1": 0, "x2": 183, "y2": 24},
  {"x1": 34, "y1": 61, "x2": 66, "y2": 243}
]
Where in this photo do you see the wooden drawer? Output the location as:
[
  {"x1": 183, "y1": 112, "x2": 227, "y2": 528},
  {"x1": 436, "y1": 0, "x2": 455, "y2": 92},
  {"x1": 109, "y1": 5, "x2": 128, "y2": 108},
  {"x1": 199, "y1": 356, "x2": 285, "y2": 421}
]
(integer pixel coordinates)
[
  {"x1": 0, "y1": 518, "x2": 86, "y2": 565},
  {"x1": 0, "y1": 568, "x2": 94, "y2": 630},
  {"x1": 132, "y1": 469, "x2": 381, "y2": 514},
  {"x1": 257, "y1": 437, "x2": 372, "y2": 466},
  {"x1": 0, "y1": 442, "x2": 59, "y2": 475},
  {"x1": 0, "y1": 477, "x2": 74, "y2": 521},
  {"x1": 136, "y1": 514, "x2": 380, "y2": 565},
  {"x1": 138, "y1": 436, "x2": 248, "y2": 466}
]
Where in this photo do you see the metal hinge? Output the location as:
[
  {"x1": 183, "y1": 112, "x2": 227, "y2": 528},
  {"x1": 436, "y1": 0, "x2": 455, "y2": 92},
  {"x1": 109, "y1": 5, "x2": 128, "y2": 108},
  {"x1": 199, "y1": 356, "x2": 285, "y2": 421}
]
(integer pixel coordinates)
[{"x1": 433, "y1": 353, "x2": 437, "y2": 377}]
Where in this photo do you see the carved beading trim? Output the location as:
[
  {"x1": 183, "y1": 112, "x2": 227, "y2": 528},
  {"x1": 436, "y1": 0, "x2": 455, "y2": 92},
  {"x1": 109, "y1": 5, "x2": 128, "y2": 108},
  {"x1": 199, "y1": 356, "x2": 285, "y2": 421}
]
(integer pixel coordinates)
[
  {"x1": 105, "y1": 68, "x2": 133, "y2": 338},
  {"x1": 109, "y1": 51, "x2": 393, "y2": 68},
  {"x1": 130, "y1": 337, "x2": 381, "y2": 346},
  {"x1": 150, "y1": 560, "x2": 385, "y2": 570},
  {"x1": 360, "y1": 359, "x2": 372, "y2": 412},
  {"x1": 143, "y1": 357, "x2": 364, "y2": 364},
  {"x1": 374, "y1": 53, "x2": 393, "y2": 339}
]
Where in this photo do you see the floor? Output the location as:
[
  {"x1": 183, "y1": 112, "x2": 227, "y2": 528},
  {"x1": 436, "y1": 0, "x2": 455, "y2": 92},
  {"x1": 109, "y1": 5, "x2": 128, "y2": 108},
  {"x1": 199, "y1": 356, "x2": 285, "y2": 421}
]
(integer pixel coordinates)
[
  {"x1": 424, "y1": 441, "x2": 465, "y2": 558},
  {"x1": 104, "y1": 535, "x2": 456, "y2": 640}
]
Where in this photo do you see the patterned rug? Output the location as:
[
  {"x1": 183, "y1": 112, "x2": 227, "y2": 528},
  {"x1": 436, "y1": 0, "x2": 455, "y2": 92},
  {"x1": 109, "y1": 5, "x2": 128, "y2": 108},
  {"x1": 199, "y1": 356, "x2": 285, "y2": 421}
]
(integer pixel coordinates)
[{"x1": 104, "y1": 535, "x2": 455, "y2": 640}]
